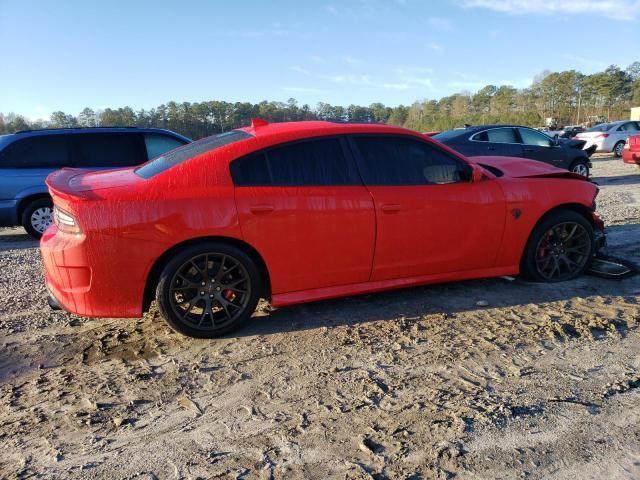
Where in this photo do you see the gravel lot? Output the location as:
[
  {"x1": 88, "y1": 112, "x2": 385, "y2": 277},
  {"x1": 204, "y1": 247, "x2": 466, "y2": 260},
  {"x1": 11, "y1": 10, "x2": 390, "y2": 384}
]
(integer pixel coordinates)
[{"x1": 1, "y1": 155, "x2": 639, "y2": 479}]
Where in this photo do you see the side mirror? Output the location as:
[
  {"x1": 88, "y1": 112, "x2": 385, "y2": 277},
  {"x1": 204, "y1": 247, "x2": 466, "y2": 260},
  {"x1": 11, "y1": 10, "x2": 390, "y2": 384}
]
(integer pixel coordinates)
[
  {"x1": 463, "y1": 163, "x2": 484, "y2": 182},
  {"x1": 472, "y1": 165, "x2": 485, "y2": 182},
  {"x1": 553, "y1": 134, "x2": 560, "y2": 146}
]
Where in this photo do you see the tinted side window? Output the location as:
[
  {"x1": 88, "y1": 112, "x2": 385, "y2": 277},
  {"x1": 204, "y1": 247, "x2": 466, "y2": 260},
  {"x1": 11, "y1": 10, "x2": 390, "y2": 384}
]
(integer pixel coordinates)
[
  {"x1": 518, "y1": 128, "x2": 553, "y2": 147},
  {"x1": 486, "y1": 128, "x2": 518, "y2": 143},
  {"x1": 144, "y1": 134, "x2": 186, "y2": 160},
  {"x1": 72, "y1": 133, "x2": 145, "y2": 168},
  {"x1": 352, "y1": 135, "x2": 468, "y2": 185},
  {"x1": 472, "y1": 131, "x2": 488, "y2": 142},
  {"x1": 231, "y1": 137, "x2": 358, "y2": 186},
  {"x1": 618, "y1": 122, "x2": 640, "y2": 132},
  {"x1": 0, "y1": 135, "x2": 70, "y2": 168}
]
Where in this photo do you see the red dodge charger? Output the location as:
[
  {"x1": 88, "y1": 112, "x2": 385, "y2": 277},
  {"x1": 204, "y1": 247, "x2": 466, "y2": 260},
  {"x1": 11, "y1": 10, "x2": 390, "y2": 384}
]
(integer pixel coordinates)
[
  {"x1": 622, "y1": 134, "x2": 640, "y2": 166},
  {"x1": 41, "y1": 120, "x2": 604, "y2": 337}
]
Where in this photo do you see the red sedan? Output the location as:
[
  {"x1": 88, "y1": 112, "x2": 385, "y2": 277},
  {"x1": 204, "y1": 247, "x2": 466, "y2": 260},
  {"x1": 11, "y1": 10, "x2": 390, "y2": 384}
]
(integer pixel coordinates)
[
  {"x1": 622, "y1": 134, "x2": 640, "y2": 166},
  {"x1": 41, "y1": 120, "x2": 604, "y2": 338}
]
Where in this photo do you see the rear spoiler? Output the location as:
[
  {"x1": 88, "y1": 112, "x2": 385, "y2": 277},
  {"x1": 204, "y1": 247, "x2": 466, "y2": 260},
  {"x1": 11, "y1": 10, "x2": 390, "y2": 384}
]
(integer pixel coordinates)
[{"x1": 45, "y1": 168, "x2": 88, "y2": 201}]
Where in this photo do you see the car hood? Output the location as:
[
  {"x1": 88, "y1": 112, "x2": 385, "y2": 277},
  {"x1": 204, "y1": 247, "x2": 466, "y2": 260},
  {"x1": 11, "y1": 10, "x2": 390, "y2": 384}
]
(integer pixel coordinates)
[
  {"x1": 471, "y1": 156, "x2": 586, "y2": 180},
  {"x1": 46, "y1": 167, "x2": 142, "y2": 199},
  {"x1": 559, "y1": 137, "x2": 587, "y2": 149}
]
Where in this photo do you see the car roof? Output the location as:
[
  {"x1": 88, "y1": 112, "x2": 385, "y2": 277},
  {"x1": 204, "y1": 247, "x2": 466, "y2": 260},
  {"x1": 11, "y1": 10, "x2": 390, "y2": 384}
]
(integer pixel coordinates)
[{"x1": 236, "y1": 120, "x2": 412, "y2": 139}]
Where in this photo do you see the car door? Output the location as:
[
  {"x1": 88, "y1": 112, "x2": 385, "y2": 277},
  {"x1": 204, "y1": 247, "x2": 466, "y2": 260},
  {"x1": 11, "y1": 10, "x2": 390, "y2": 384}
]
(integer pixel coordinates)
[
  {"x1": 349, "y1": 134, "x2": 506, "y2": 282},
  {"x1": 516, "y1": 127, "x2": 565, "y2": 166},
  {"x1": 471, "y1": 127, "x2": 524, "y2": 157},
  {"x1": 232, "y1": 136, "x2": 376, "y2": 294}
]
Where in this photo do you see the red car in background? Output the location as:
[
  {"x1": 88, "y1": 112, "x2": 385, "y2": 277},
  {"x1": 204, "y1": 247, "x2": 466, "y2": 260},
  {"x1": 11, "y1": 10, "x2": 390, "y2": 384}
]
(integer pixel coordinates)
[
  {"x1": 622, "y1": 134, "x2": 640, "y2": 166},
  {"x1": 41, "y1": 120, "x2": 604, "y2": 338}
]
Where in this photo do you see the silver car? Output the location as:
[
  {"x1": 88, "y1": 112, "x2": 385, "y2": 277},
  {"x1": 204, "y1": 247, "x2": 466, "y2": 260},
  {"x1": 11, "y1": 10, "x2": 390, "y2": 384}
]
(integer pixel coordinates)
[{"x1": 575, "y1": 121, "x2": 640, "y2": 157}]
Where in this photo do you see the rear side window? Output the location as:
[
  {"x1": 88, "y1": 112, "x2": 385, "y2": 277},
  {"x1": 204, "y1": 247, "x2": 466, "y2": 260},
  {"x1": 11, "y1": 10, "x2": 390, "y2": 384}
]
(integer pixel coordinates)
[
  {"x1": 352, "y1": 135, "x2": 469, "y2": 185},
  {"x1": 485, "y1": 128, "x2": 518, "y2": 143},
  {"x1": 72, "y1": 133, "x2": 145, "y2": 167},
  {"x1": 144, "y1": 133, "x2": 187, "y2": 160},
  {"x1": 231, "y1": 137, "x2": 359, "y2": 186},
  {"x1": 472, "y1": 131, "x2": 488, "y2": 142},
  {"x1": 0, "y1": 135, "x2": 70, "y2": 168},
  {"x1": 136, "y1": 130, "x2": 252, "y2": 178}
]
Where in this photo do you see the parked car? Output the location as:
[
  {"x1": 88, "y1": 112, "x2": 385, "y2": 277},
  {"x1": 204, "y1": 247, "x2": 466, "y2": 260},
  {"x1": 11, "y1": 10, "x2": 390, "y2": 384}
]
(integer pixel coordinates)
[
  {"x1": 0, "y1": 127, "x2": 191, "y2": 237},
  {"x1": 622, "y1": 134, "x2": 640, "y2": 166},
  {"x1": 560, "y1": 126, "x2": 585, "y2": 138},
  {"x1": 41, "y1": 119, "x2": 605, "y2": 338},
  {"x1": 574, "y1": 121, "x2": 640, "y2": 157},
  {"x1": 432, "y1": 125, "x2": 593, "y2": 177}
]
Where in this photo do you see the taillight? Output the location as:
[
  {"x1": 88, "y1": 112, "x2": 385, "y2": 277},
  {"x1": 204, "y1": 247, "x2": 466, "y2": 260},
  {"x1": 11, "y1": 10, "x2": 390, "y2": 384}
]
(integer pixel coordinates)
[
  {"x1": 595, "y1": 133, "x2": 609, "y2": 138},
  {"x1": 53, "y1": 206, "x2": 82, "y2": 234}
]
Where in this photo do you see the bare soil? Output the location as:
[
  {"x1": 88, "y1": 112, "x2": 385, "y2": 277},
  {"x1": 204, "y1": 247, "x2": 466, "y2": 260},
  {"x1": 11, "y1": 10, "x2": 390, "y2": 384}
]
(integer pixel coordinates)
[{"x1": 1, "y1": 155, "x2": 639, "y2": 479}]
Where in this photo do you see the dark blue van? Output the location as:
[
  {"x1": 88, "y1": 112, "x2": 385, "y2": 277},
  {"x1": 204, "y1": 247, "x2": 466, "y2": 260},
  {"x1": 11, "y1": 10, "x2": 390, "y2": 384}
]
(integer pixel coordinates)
[{"x1": 0, "y1": 127, "x2": 191, "y2": 237}]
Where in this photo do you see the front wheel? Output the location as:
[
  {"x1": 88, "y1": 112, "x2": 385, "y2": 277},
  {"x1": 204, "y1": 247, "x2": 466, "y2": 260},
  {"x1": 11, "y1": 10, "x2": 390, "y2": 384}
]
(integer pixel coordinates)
[
  {"x1": 21, "y1": 197, "x2": 54, "y2": 239},
  {"x1": 520, "y1": 210, "x2": 595, "y2": 282},
  {"x1": 156, "y1": 242, "x2": 262, "y2": 338},
  {"x1": 613, "y1": 141, "x2": 625, "y2": 158},
  {"x1": 569, "y1": 160, "x2": 590, "y2": 177}
]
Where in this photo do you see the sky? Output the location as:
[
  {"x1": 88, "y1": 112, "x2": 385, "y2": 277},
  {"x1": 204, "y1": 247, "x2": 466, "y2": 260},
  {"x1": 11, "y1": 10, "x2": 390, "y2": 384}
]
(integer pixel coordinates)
[{"x1": 1, "y1": 0, "x2": 639, "y2": 120}]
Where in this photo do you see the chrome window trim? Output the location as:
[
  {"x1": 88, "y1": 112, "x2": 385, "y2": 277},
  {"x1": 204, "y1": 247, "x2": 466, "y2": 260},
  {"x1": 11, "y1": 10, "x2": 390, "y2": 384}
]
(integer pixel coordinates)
[{"x1": 469, "y1": 127, "x2": 520, "y2": 145}]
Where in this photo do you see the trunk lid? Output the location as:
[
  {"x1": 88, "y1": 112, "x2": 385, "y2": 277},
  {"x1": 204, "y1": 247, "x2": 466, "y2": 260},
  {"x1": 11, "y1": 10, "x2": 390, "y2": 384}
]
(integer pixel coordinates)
[{"x1": 46, "y1": 167, "x2": 143, "y2": 200}]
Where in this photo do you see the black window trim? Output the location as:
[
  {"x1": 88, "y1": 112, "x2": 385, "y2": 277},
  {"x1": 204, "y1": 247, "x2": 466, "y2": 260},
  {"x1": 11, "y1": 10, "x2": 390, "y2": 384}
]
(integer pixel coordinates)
[
  {"x1": 346, "y1": 132, "x2": 473, "y2": 187},
  {"x1": 230, "y1": 134, "x2": 364, "y2": 187}
]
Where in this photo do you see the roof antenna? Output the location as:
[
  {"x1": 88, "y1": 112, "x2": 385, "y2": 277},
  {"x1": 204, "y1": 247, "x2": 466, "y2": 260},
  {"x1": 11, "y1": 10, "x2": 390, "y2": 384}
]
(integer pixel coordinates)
[{"x1": 251, "y1": 118, "x2": 269, "y2": 127}]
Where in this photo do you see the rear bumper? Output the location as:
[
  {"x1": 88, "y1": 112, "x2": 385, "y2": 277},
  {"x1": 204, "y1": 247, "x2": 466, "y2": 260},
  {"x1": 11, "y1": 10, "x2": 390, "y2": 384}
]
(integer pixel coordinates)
[
  {"x1": 622, "y1": 150, "x2": 640, "y2": 165},
  {"x1": 40, "y1": 226, "x2": 143, "y2": 318}
]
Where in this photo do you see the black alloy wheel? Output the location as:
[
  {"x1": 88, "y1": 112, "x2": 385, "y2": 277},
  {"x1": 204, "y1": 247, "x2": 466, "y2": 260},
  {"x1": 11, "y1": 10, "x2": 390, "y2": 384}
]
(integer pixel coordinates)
[
  {"x1": 156, "y1": 243, "x2": 261, "y2": 338},
  {"x1": 533, "y1": 222, "x2": 591, "y2": 281},
  {"x1": 521, "y1": 210, "x2": 595, "y2": 282}
]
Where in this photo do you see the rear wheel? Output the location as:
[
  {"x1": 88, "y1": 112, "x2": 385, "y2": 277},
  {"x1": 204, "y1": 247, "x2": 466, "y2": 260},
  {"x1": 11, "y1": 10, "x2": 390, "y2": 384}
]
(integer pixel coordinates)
[
  {"x1": 21, "y1": 197, "x2": 54, "y2": 239},
  {"x1": 569, "y1": 160, "x2": 589, "y2": 177},
  {"x1": 156, "y1": 242, "x2": 261, "y2": 338},
  {"x1": 613, "y1": 141, "x2": 625, "y2": 158},
  {"x1": 520, "y1": 210, "x2": 594, "y2": 282}
]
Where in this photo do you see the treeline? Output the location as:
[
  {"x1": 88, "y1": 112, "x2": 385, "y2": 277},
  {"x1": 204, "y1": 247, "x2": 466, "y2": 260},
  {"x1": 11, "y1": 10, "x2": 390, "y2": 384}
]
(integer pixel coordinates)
[{"x1": 1, "y1": 63, "x2": 638, "y2": 139}]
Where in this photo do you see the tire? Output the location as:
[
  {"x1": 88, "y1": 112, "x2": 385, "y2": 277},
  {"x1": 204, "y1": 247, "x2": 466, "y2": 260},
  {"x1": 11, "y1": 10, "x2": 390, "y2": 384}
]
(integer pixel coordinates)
[
  {"x1": 613, "y1": 141, "x2": 625, "y2": 158},
  {"x1": 520, "y1": 210, "x2": 595, "y2": 282},
  {"x1": 156, "y1": 242, "x2": 262, "y2": 338},
  {"x1": 569, "y1": 160, "x2": 590, "y2": 177},
  {"x1": 21, "y1": 197, "x2": 54, "y2": 239}
]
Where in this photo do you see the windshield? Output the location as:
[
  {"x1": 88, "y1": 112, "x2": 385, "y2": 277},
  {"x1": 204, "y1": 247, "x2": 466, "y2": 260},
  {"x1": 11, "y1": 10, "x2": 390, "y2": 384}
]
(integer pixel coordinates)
[
  {"x1": 586, "y1": 123, "x2": 613, "y2": 132},
  {"x1": 135, "y1": 130, "x2": 253, "y2": 178}
]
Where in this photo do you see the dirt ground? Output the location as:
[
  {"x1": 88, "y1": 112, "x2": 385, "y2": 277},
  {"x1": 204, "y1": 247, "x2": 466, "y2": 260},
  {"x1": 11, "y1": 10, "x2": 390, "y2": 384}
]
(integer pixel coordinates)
[{"x1": 1, "y1": 155, "x2": 639, "y2": 479}]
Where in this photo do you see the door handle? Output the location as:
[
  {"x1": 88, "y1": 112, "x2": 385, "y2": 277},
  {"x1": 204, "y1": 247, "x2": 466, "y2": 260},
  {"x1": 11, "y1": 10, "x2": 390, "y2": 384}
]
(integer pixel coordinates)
[
  {"x1": 487, "y1": 146, "x2": 496, "y2": 151},
  {"x1": 249, "y1": 204, "x2": 274, "y2": 214},
  {"x1": 524, "y1": 148, "x2": 534, "y2": 152},
  {"x1": 381, "y1": 204, "x2": 401, "y2": 213}
]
